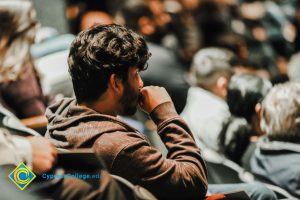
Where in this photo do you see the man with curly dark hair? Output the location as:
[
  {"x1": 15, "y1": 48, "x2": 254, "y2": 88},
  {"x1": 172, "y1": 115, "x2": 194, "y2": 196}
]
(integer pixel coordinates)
[{"x1": 45, "y1": 24, "x2": 208, "y2": 200}]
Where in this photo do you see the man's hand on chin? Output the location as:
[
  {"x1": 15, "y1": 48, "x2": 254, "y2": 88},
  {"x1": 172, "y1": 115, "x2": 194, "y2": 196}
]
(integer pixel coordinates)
[{"x1": 138, "y1": 86, "x2": 172, "y2": 114}]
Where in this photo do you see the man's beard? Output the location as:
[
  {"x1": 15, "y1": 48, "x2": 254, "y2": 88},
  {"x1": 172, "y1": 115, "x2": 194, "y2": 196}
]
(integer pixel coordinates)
[{"x1": 119, "y1": 82, "x2": 140, "y2": 116}]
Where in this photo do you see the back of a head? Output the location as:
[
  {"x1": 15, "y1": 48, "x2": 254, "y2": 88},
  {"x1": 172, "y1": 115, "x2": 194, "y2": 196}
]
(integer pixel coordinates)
[
  {"x1": 215, "y1": 33, "x2": 248, "y2": 60},
  {"x1": 0, "y1": 0, "x2": 37, "y2": 81},
  {"x1": 260, "y1": 82, "x2": 300, "y2": 143},
  {"x1": 0, "y1": 0, "x2": 36, "y2": 49},
  {"x1": 0, "y1": 0, "x2": 33, "y2": 37},
  {"x1": 115, "y1": 0, "x2": 153, "y2": 32},
  {"x1": 188, "y1": 47, "x2": 236, "y2": 88},
  {"x1": 68, "y1": 24, "x2": 150, "y2": 103},
  {"x1": 227, "y1": 74, "x2": 271, "y2": 122}
]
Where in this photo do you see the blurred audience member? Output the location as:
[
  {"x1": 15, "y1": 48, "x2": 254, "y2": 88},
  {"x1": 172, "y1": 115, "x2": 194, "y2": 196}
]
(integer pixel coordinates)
[
  {"x1": 215, "y1": 32, "x2": 271, "y2": 80},
  {"x1": 227, "y1": 74, "x2": 272, "y2": 136},
  {"x1": 215, "y1": 32, "x2": 249, "y2": 62},
  {"x1": 239, "y1": 0, "x2": 295, "y2": 79},
  {"x1": 0, "y1": 0, "x2": 48, "y2": 118},
  {"x1": 181, "y1": 47, "x2": 235, "y2": 152},
  {"x1": 164, "y1": 0, "x2": 202, "y2": 65},
  {"x1": 115, "y1": 0, "x2": 171, "y2": 45},
  {"x1": 65, "y1": 0, "x2": 108, "y2": 34},
  {"x1": 220, "y1": 74, "x2": 271, "y2": 164},
  {"x1": 195, "y1": 0, "x2": 234, "y2": 47},
  {"x1": 250, "y1": 82, "x2": 300, "y2": 198}
]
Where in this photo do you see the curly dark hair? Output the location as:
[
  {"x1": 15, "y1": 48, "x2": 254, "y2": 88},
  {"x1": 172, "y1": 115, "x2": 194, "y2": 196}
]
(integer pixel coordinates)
[{"x1": 68, "y1": 24, "x2": 151, "y2": 103}]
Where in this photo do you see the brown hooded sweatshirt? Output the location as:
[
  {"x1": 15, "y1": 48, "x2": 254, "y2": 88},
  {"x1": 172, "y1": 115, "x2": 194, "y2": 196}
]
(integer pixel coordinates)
[{"x1": 45, "y1": 98, "x2": 208, "y2": 200}]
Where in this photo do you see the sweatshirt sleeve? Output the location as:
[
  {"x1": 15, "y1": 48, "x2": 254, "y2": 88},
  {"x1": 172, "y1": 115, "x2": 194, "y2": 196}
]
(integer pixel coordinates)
[
  {"x1": 111, "y1": 102, "x2": 208, "y2": 200},
  {"x1": 0, "y1": 129, "x2": 32, "y2": 168}
]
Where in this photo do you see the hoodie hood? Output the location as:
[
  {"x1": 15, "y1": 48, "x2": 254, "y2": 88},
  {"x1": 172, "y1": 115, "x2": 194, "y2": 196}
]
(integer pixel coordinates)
[
  {"x1": 250, "y1": 137, "x2": 300, "y2": 198},
  {"x1": 45, "y1": 98, "x2": 138, "y2": 148},
  {"x1": 256, "y1": 137, "x2": 300, "y2": 154}
]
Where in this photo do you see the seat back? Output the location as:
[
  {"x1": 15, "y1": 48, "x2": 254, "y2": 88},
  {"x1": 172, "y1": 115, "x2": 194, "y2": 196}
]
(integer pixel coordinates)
[
  {"x1": 202, "y1": 149, "x2": 254, "y2": 184},
  {"x1": 206, "y1": 161, "x2": 243, "y2": 184},
  {"x1": 35, "y1": 50, "x2": 74, "y2": 97},
  {"x1": 203, "y1": 149, "x2": 298, "y2": 199},
  {"x1": 264, "y1": 183, "x2": 298, "y2": 200},
  {"x1": 254, "y1": 175, "x2": 299, "y2": 200}
]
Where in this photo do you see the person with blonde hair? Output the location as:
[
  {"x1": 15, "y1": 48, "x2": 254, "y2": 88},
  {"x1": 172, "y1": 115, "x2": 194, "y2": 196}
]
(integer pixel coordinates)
[{"x1": 0, "y1": 0, "x2": 48, "y2": 118}]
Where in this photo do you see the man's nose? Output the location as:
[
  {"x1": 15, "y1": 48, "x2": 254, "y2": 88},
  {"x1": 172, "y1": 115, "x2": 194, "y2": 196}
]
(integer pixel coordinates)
[{"x1": 138, "y1": 75, "x2": 144, "y2": 88}]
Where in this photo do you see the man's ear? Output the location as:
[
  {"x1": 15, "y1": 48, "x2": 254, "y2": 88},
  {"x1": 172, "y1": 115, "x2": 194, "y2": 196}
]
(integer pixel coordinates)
[
  {"x1": 138, "y1": 16, "x2": 155, "y2": 36},
  {"x1": 255, "y1": 103, "x2": 262, "y2": 121},
  {"x1": 109, "y1": 74, "x2": 123, "y2": 95},
  {"x1": 216, "y1": 76, "x2": 229, "y2": 99}
]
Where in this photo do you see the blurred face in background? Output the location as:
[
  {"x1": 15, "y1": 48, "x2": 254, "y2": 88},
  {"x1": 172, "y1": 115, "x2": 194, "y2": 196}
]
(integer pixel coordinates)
[
  {"x1": 80, "y1": 11, "x2": 113, "y2": 31},
  {"x1": 145, "y1": 0, "x2": 172, "y2": 42},
  {"x1": 179, "y1": 0, "x2": 200, "y2": 11}
]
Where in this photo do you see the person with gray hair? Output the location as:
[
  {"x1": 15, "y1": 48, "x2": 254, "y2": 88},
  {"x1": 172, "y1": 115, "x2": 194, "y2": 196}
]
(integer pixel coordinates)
[
  {"x1": 181, "y1": 48, "x2": 277, "y2": 200},
  {"x1": 250, "y1": 82, "x2": 300, "y2": 198},
  {"x1": 181, "y1": 47, "x2": 236, "y2": 152}
]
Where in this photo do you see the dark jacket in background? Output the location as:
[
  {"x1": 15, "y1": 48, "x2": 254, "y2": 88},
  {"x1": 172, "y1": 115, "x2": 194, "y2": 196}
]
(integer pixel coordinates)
[
  {"x1": 45, "y1": 98, "x2": 208, "y2": 200},
  {"x1": 250, "y1": 137, "x2": 300, "y2": 198},
  {"x1": 142, "y1": 42, "x2": 189, "y2": 113}
]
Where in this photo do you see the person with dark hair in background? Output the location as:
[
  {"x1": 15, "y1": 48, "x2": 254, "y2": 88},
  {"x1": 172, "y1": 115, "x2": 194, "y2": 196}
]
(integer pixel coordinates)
[
  {"x1": 221, "y1": 74, "x2": 271, "y2": 164},
  {"x1": 227, "y1": 74, "x2": 271, "y2": 136},
  {"x1": 45, "y1": 24, "x2": 208, "y2": 200}
]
